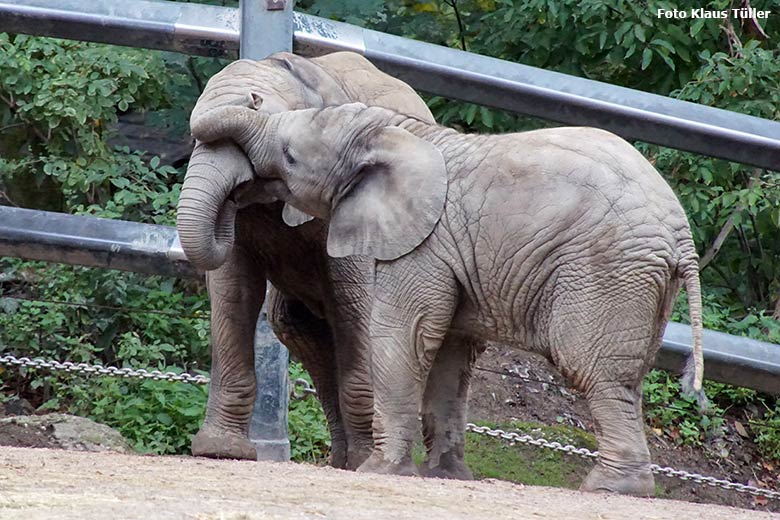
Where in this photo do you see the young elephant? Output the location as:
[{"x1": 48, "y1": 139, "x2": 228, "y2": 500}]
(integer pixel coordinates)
[{"x1": 191, "y1": 102, "x2": 704, "y2": 496}]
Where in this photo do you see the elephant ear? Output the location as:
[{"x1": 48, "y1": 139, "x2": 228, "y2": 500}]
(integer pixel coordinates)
[
  {"x1": 327, "y1": 126, "x2": 448, "y2": 260},
  {"x1": 282, "y1": 203, "x2": 315, "y2": 227}
]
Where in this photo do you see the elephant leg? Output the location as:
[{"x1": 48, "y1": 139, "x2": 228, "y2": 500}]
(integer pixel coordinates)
[
  {"x1": 552, "y1": 279, "x2": 660, "y2": 496},
  {"x1": 327, "y1": 258, "x2": 376, "y2": 469},
  {"x1": 357, "y1": 259, "x2": 458, "y2": 476},
  {"x1": 193, "y1": 246, "x2": 264, "y2": 460},
  {"x1": 266, "y1": 288, "x2": 348, "y2": 469},
  {"x1": 420, "y1": 333, "x2": 484, "y2": 480},
  {"x1": 579, "y1": 380, "x2": 654, "y2": 496}
]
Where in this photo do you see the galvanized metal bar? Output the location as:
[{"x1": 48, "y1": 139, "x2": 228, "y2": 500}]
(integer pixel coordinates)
[
  {"x1": 239, "y1": 0, "x2": 293, "y2": 463},
  {"x1": 0, "y1": 0, "x2": 239, "y2": 58},
  {"x1": 0, "y1": 206, "x2": 198, "y2": 279},
  {"x1": 241, "y1": 0, "x2": 293, "y2": 60},
  {"x1": 658, "y1": 322, "x2": 780, "y2": 395},
  {"x1": 2, "y1": 0, "x2": 779, "y2": 170},
  {"x1": 250, "y1": 309, "x2": 290, "y2": 461}
]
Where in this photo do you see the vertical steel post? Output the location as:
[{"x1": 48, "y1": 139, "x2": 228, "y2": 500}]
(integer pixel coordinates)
[{"x1": 240, "y1": 0, "x2": 294, "y2": 462}]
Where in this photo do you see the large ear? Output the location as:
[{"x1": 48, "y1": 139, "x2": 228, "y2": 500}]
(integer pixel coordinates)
[{"x1": 327, "y1": 126, "x2": 447, "y2": 260}]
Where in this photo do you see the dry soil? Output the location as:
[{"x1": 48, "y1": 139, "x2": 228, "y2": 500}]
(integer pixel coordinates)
[{"x1": 0, "y1": 446, "x2": 777, "y2": 520}]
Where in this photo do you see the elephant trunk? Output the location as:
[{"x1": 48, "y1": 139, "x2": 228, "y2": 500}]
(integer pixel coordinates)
[
  {"x1": 190, "y1": 107, "x2": 275, "y2": 171},
  {"x1": 176, "y1": 141, "x2": 254, "y2": 271}
]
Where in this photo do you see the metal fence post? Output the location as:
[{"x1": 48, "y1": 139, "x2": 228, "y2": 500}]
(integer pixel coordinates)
[{"x1": 239, "y1": 0, "x2": 294, "y2": 462}]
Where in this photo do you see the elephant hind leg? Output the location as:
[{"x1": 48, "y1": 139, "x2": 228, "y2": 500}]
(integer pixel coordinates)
[
  {"x1": 579, "y1": 380, "x2": 654, "y2": 496},
  {"x1": 266, "y1": 289, "x2": 348, "y2": 469},
  {"x1": 550, "y1": 280, "x2": 662, "y2": 496}
]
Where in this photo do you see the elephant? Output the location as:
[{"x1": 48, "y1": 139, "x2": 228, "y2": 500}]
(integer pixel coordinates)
[
  {"x1": 176, "y1": 51, "x2": 481, "y2": 475},
  {"x1": 189, "y1": 101, "x2": 705, "y2": 496}
]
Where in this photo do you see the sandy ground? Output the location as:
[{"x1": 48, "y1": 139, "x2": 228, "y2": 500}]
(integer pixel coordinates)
[{"x1": 0, "y1": 447, "x2": 776, "y2": 520}]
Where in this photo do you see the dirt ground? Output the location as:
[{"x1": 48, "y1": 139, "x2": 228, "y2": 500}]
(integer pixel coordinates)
[
  {"x1": 1, "y1": 344, "x2": 779, "y2": 517},
  {"x1": 2, "y1": 445, "x2": 779, "y2": 520}
]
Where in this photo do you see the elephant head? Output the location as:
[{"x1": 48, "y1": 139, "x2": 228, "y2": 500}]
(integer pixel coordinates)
[
  {"x1": 176, "y1": 52, "x2": 435, "y2": 271},
  {"x1": 176, "y1": 54, "x2": 352, "y2": 270},
  {"x1": 191, "y1": 102, "x2": 448, "y2": 261}
]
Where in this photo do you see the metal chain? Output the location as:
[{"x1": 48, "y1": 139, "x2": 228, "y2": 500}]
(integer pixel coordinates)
[
  {"x1": 290, "y1": 378, "x2": 317, "y2": 400},
  {"x1": 466, "y1": 423, "x2": 780, "y2": 500},
  {"x1": 466, "y1": 423, "x2": 598, "y2": 459},
  {"x1": 0, "y1": 354, "x2": 210, "y2": 384},
  {"x1": 0, "y1": 353, "x2": 320, "y2": 401}
]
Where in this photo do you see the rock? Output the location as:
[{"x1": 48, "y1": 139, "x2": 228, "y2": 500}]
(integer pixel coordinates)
[
  {"x1": 4, "y1": 397, "x2": 35, "y2": 416},
  {"x1": 0, "y1": 413, "x2": 133, "y2": 454}
]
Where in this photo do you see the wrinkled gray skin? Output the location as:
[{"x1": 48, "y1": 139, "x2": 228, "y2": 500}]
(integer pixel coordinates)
[
  {"x1": 190, "y1": 102, "x2": 705, "y2": 496},
  {"x1": 177, "y1": 52, "x2": 479, "y2": 475}
]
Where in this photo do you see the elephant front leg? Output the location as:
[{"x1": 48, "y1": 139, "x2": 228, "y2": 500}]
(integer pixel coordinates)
[
  {"x1": 327, "y1": 258, "x2": 378, "y2": 469},
  {"x1": 357, "y1": 259, "x2": 458, "y2": 476},
  {"x1": 421, "y1": 333, "x2": 484, "y2": 480},
  {"x1": 192, "y1": 246, "x2": 264, "y2": 460}
]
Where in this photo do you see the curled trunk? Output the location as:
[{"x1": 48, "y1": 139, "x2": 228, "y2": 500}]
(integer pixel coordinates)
[
  {"x1": 190, "y1": 107, "x2": 273, "y2": 165},
  {"x1": 176, "y1": 140, "x2": 254, "y2": 271}
]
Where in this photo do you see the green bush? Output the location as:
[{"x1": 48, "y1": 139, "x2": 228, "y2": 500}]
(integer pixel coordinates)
[{"x1": 288, "y1": 362, "x2": 330, "y2": 463}]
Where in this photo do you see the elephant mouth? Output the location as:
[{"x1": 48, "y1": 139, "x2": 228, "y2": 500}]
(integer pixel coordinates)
[{"x1": 230, "y1": 177, "x2": 292, "y2": 209}]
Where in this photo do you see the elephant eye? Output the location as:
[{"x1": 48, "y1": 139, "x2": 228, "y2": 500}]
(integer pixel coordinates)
[{"x1": 283, "y1": 145, "x2": 296, "y2": 166}]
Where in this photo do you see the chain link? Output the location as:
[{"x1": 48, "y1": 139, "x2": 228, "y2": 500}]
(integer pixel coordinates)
[
  {"x1": 466, "y1": 423, "x2": 598, "y2": 459},
  {"x1": 0, "y1": 353, "x2": 321, "y2": 401},
  {"x1": 0, "y1": 354, "x2": 211, "y2": 384},
  {"x1": 290, "y1": 378, "x2": 317, "y2": 400},
  {"x1": 466, "y1": 423, "x2": 780, "y2": 500}
]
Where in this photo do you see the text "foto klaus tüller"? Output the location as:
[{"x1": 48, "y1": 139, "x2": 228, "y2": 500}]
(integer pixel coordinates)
[{"x1": 657, "y1": 7, "x2": 770, "y2": 19}]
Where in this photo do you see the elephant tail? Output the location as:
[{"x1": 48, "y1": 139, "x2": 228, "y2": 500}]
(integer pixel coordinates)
[{"x1": 678, "y1": 250, "x2": 707, "y2": 409}]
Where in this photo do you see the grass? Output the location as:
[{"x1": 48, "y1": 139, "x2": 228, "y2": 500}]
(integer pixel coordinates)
[{"x1": 413, "y1": 420, "x2": 597, "y2": 489}]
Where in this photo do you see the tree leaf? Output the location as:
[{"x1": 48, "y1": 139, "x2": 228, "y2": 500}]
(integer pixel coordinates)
[{"x1": 641, "y1": 48, "x2": 653, "y2": 70}]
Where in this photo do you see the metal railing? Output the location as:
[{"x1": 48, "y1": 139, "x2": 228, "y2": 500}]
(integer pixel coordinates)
[{"x1": 2, "y1": 0, "x2": 779, "y2": 171}]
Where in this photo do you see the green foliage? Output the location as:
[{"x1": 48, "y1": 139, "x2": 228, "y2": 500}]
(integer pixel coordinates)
[
  {"x1": 288, "y1": 362, "x2": 331, "y2": 463},
  {"x1": 0, "y1": 34, "x2": 186, "y2": 216},
  {"x1": 643, "y1": 370, "x2": 726, "y2": 447},
  {"x1": 70, "y1": 376, "x2": 209, "y2": 455},
  {"x1": 753, "y1": 404, "x2": 780, "y2": 462},
  {"x1": 0, "y1": 257, "x2": 212, "y2": 455}
]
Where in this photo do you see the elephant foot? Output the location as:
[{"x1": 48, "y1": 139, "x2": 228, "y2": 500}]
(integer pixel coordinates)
[
  {"x1": 346, "y1": 438, "x2": 373, "y2": 470},
  {"x1": 329, "y1": 437, "x2": 348, "y2": 469},
  {"x1": 421, "y1": 452, "x2": 473, "y2": 480},
  {"x1": 191, "y1": 425, "x2": 257, "y2": 460},
  {"x1": 580, "y1": 462, "x2": 655, "y2": 496},
  {"x1": 356, "y1": 450, "x2": 418, "y2": 477}
]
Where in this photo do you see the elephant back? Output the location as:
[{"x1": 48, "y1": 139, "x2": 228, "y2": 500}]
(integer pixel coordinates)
[{"x1": 312, "y1": 52, "x2": 435, "y2": 123}]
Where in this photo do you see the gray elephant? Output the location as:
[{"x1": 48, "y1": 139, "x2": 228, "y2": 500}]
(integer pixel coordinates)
[
  {"x1": 189, "y1": 101, "x2": 705, "y2": 496},
  {"x1": 177, "y1": 52, "x2": 479, "y2": 475}
]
